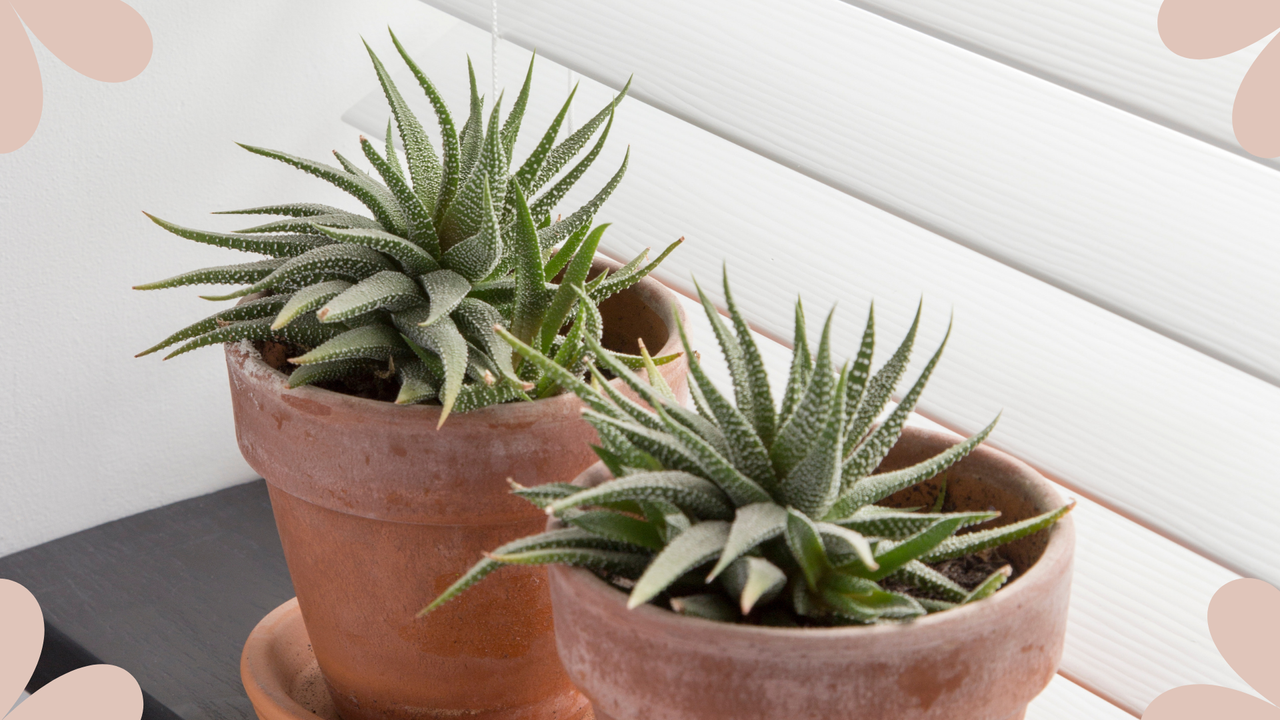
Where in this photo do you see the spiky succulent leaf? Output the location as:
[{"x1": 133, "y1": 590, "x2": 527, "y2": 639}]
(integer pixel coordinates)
[
  {"x1": 827, "y1": 417, "x2": 999, "y2": 519},
  {"x1": 137, "y1": 294, "x2": 290, "y2": 357},
  {"x1": 719, "y1": 556, "x2": 787, "y2": 615},
  {"x1": 770, "y1": 309, "x2": 836, "y2": 476},
  {"x1": 629, "y1": 520, "x2": 730, "y2": 608},
  {"x1": 237, "y1": 143, "x2": 406, "y2": 235},
  {"x1": 921, "y1": 503, "x2": 1075, "y2": 563},
  {"x1": 707, "y1": 502, "x2": 787, "y2": 581},
  {"x1": 144, "y1": 214, "x2": 326, "y2": 258},
  {"x1": 364, "y1": 41, "x2": 441, "y2": 213},
  {"x1": 842, "y1": 321, "x2": 951, "y2": 483},
  {"x1": 317, "y1": 271, "x2": 423, "y2": 325},
  {"x1": 847, "y1": 303, "x2": 921, "y2": 444},
  {"x1": 546, "y1": 471, "x2": 734, "y2": 521}
]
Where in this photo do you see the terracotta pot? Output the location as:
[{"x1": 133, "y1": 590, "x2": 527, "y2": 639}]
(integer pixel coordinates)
[
  {"x1": 549, "y1": 426, "x2": 1075, "y2": 720},
  {"x1": 228, "y1": 257, "x2": 688, "y2": 720}
]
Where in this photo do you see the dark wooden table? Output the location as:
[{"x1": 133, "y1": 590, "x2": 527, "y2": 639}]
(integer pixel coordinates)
[{"x1": 0, "y1": 480, "x2": 292, "y2": 720}]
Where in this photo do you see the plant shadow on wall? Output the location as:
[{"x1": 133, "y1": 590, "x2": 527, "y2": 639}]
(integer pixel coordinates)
[
  {"x1": 0, "y1": 579, "x2": 142, "y2": 720},
  {"x1": 0, "y1": 0, "x2": 151, "y2": 153},
  {"x1": 1143, "y1": 579, "x2": 1280, "y2": 720}
]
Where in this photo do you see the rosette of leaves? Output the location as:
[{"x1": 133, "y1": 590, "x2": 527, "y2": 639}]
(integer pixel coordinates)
[
  {"x1": 135, "y1": 31, "x2": 679, "y2": 425},
  {"x1": 423, "y1": 272, "x2": 1073, "y2": 624}
]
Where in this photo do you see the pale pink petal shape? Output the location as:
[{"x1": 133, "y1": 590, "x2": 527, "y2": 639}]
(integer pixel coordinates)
[
  {"x1": 1144, "y1": 684, "x2": 1280, "y2": 719},
  {"x1": 0, "y1": 4, "x2": 42, "y2": 154},
  {"x1": 0, "y1": 580, "x2": 44, "y2": 713},
  {"x1": 1208, "y1": 578, "x2": 1280, "y2": 703},
  {"x1": 9, "y1": 0, "x2": 151, "y2": 83},
  {"x1": 1234, "y1": 34, "x2": 1280, "y2": 157},
  {"x1": 6, "y1": 665, "x2": 142, "y2": 720},
  {"x1": 1158, "y1": 0, "x2": 1280, "y2": 59}
]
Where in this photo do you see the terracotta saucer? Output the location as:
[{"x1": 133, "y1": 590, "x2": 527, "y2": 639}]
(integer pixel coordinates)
[
  {"x1": 241, "y1": 598, "x2": 341, "y2": 720},
  {"x1": 241, "y1": 599, "x2": 596, "y2": 720}
]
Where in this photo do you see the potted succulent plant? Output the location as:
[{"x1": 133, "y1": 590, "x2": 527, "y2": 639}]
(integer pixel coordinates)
[
  {"x1": 135, "y1": 31, "x2": 686, "y2": 720},
  {"x1": 426, "y1": 273, "x2": 1075, "y2": 720}
]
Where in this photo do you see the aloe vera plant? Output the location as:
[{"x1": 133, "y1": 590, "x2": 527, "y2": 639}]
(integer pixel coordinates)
[
  {"x1": 135, "y1": 32, "x2": 679, "y2": 425},
  {"x1": 424, "y1": 272, "x2": 1073, "y2": 624}
]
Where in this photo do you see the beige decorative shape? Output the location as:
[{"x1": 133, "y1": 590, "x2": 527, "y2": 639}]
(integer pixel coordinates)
[
  {"x1": 1158, "y1": 0, "x2": 1280, "y2": 157},
  {"x1": 0, "y1": 0, "x2": 151, "y2": 153},
  {"x1": 0, "y1": 579, "x2": 143, "y2": 720},
  {"x1": 1143, "y1": 579, "x2": 1280, "y2": 719}
]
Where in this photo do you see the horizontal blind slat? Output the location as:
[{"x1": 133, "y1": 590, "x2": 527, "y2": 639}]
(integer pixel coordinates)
[{"x1": 419, "y1": 0, "x2": 1280, "y2": 386}]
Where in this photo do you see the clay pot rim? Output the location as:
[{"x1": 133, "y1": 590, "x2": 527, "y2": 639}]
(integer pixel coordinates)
[
  {"x1": 227, "y1": 255, "x2": 686, "y2": 427},
  {"x1": 550, "y1": 425, "x2": 1075, "y2": 640}
]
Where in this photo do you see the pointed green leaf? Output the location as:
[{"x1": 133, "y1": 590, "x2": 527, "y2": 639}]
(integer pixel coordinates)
[
  {"x1": 312, "y1": 223, "x2": 438, "y2": 276},
  {"x1": 364, "y1": 41, "x2": 441, "y2": 212},
  {"x1": 164, "y1": 315, "x2": 345, "y2": 360},
  {"x1": 272, "y1": 281, "x2": 351, "y2": 329},
  {"x1": 509, "y1": 183, "x2": 549, "y2": 347},
  {"x1": 510, "y1": 85, "x2": 576, "y2": 201},
  {"x1": 779, "y1": 298, "x2": 812, "y2": 425},
  {"x1": 828, "y1": 416, "x2": 999, "y2": 519},
  {"x1": 390, "y1": 29, "x2": 458, "y2": 216},
  {"x1": 830, "y1": 508, "x2": 998, "y2": 540},
  {"x1": 565, "y1": 509, "x2": 664, "y2": 550},
  {"x1": 922, "y1": 502, "x2": 1074, "y2": 563},
  {"x1": 719, "y1": 556, "x2": 787, "y2": 615},
  {"x1": 669, "y1": 593, "x2": 740, "y2": 622},
  {"x1": 233, "y1": 212, "x2": 382, "y2": 236},
  {"x1": 538, "y1": 224, "x2": 606, "y2": 354},
  {"x1": 707, "y1": 502, "x2": 787, "y2": 581},
  {"x1": 771, "y1": 309, "x2": 836, "y2": 476},
  {"x1": 782, "y1": 364, "x2": 849, "y2": 517},
  {"x1": 674, "y1": 314, "x2": 779, "y2": 492},
  {"x1": 144, "y1": 213, "x2": 325, "y2": 257},
  {"x1": 546, "y1": 470, "x2": 734, "y2": 521},
  {"x1": 213, "y1": 202, "x2": 352, "y2": 218},
  {"x1": 843, "y1": 304, "x2": 876, "y2": 428},
  {"x1": 816, "y1": 522, "x2": 877, "y2": 571},
  {"x1": 532, "y1": 77, "x2": 631, "y2": 193},
  {"x1": 785, "y1": 508, "x2": 830, "y2": 592},
  {"x1": 287, "y1": 357, "x2": 381, "y2": 388},
  {"x1": 200, "y1": 243, "x2": 396, "y2": 302},
  {"x1": 358, "y1": 135, "x2": 440, "y2": 256},
  {"x1": 723, "y1": 271, "x2": 777, "y2": 447},
  {"x1": 964, "y1": 566, "x2": 1013, "y2": 604},
  {"x1": 395, "y1": 309, "x2": 468, "y2": 425},
  {"x1": 501, "y1": 53, "x2": 535, "y2": 159},
  {"x1": 852, "y1": 517, "x2": 968, "y2": 580},
  {"x1": 317, "y1": 271, "x2": 423, "y2": 325},
  {"x1": 237, "y1": 143, "x2": 406, "y2": 235},
  {"x1": 528, "y1": 109, "x2": 614, "y2": 221},
  {"x1": 440, "y1": 176, "x2": 502, "y2": 281},
  {"x1": 889, "y1": 560, "x2": 968, "y2": 603},
  {"x1": 534, "y1": 148, "x2": 628, "y2": 251},
  {"x1": 843, "y1": 320, "x2": 952, "y2": 484},
  {"x1": 629, "y1": 520, "x2": 730, "y2": 608},
  {"x1": 847, "y1": 302, "x2": 921, "y2": 444},
  {"x1": 439, "y1": 87, "x2": 506, "y2": 244},
  {"x1": 137, "y1": 294, "x2": 290, "y2": 357},
  {"x1": 290, "y1": 323, "x2": 407, "y2": 365},
  {"x1": 133, "y1": 258, "x2": 285, "y2": 291},
  {"x1": 395, "y1": 358, "x2": 439, "y2": 405}
]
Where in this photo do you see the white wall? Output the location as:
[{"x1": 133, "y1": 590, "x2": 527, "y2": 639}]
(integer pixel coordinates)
[{"x1": 0, "y1": 1, "x2": 458, "y2": 556}]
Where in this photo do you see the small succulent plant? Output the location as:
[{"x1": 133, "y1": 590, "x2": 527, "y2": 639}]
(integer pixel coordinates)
[
  {"x1": 135, "y1": 31, "x2": 678, "y2": 424},
  {"x1": 424, "y1": 272, "x2": 1073, "y2": 624}
]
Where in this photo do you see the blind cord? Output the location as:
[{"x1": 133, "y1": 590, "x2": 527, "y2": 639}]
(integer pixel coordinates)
[{"x1": 490, "y1": 0, "x2": 499, "y2": 102}]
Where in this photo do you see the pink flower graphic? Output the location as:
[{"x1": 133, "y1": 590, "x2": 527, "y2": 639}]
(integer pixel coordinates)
[
  {"x1": 1143, "y1": 578, "x2": 1280, "y2": 719},
  {"x1": 1, "y1": 579, "x2": 142, "y2": 720},
  {"x1": 1159, "y1": 0, "x2": 1280, "y2": 158},
  {"x1": 0, "y1": 0, "x2": 151, "y2": 153}
]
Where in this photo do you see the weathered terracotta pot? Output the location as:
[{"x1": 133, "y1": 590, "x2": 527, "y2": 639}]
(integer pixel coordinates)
[
  {"x1": 228, "y1": 258, "x2": 687, "y2": 720},
  {"x1": 549, "y1": 426, "x2": 1075, "y2": 720}
]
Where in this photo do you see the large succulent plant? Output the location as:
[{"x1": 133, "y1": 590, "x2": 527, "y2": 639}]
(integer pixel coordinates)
[
  {"x1": 136, "y1": 31, "x2": 678, "y2": 424},
  {"x1": 424, "y1": 273, "x2": 1073, "y2": 624}
]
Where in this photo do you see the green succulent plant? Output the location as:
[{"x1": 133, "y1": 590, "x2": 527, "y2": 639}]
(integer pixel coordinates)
[
  {"x1": 424, "y1": 272, "x2": 1073, "y2": 624},
  {"x1": 135, "y1": 31, "x2": 679, "y2": 425}
]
